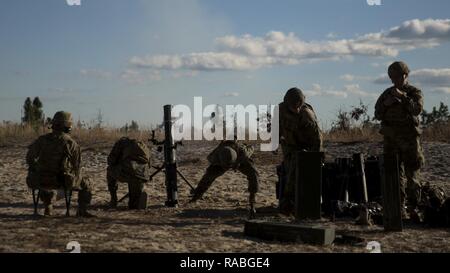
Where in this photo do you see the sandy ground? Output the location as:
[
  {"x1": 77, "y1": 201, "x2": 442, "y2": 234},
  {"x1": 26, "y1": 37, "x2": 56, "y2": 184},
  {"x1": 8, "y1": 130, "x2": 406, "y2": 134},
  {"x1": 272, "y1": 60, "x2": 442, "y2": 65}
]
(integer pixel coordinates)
[{"x1": 0, "y1": 140, "x2": 449, "y2": 253}]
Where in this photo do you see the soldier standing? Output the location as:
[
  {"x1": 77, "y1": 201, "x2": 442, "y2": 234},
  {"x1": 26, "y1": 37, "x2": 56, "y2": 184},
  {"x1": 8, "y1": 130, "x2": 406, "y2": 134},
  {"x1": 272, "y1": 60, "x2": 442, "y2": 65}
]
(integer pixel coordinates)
[
  {"x1": 375, "y1": 61, "x2": 425, "y2": 219},
  {"x1": 189, "y1": 140, "x2": 259, "y2": 216},
  {"x1": 26, "y1": 111, "x2": 94, "y2": 217},
  {"x1": 278, "y1": 87, "x2": 323, "y2": 215},
  {"x1": 107, "y1": 137, "x2": 152, "y2": 210}
]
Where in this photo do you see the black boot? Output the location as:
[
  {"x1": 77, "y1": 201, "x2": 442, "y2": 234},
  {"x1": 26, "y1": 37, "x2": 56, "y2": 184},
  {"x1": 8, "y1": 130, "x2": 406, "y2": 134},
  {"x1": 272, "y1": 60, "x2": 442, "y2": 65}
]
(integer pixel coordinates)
[
  {"x1": 109, "y1": 191, "x2": 118, "y2": 208},
  {"x1": 76, "y1": 207, "x2": 96, "y2": 218}
]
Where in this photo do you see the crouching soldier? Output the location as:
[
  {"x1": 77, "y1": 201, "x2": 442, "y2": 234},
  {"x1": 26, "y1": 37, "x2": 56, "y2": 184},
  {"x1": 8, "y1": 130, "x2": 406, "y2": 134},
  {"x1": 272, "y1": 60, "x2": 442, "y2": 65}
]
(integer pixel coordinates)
[
  {"x1": 190, "y1": 140, "x2": 259, "y2": 217},
  {"x1": 26, "y1": 111, "x2": 94, "y2": 217},
  {"x1": 107, "y1": 137, "x2": 152, "y2": 210}
]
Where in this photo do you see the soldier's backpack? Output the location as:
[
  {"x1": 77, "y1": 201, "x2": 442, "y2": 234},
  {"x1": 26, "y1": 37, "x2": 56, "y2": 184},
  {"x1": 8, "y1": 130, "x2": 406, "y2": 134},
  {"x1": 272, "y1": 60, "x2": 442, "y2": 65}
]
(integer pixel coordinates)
[
  {"x1": 120, "y1": 138, "x2": 151, "y2": 182},
  {"x1": 27, "y1": 133, "x2": 71, "y2": 189},
  {"x1": 121, "y1": 138, "x2": 151, "y2": 164}
]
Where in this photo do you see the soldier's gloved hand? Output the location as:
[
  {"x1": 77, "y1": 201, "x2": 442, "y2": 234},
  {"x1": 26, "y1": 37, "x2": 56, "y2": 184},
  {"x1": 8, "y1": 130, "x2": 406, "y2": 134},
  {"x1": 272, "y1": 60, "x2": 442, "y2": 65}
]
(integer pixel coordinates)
[{"x1": 392, "y1": 88, "x2": 407, "y2": 99}]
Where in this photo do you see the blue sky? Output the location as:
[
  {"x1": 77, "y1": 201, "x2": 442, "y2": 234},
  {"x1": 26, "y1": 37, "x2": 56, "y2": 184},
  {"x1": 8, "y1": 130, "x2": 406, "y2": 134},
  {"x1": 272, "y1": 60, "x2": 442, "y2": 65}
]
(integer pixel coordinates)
[{"x1": 1, "y1": 0, "x2": 450, "y2": 129}]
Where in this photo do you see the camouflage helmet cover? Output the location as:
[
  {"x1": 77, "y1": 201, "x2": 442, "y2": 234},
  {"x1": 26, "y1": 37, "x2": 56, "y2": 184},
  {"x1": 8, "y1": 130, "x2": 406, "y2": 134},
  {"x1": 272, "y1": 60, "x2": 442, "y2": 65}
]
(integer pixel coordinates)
[
  {"x1": 284, "y1": 87, "x2": 305, "y2": 107},
  {"x1": 219, "y1": 146, "x2": 238, "y2": 168},
  {"x1": 388, "y1": 61, "x2": 410, "y2": 78},
  {"x1": 51, "y1": 111, "x2": 73, "y2": 128}
]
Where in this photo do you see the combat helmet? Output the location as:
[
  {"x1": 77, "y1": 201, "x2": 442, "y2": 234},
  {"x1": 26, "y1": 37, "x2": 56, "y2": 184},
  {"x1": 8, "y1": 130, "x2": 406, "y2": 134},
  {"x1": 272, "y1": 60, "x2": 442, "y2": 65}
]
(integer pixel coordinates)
[
  {"x1": 51, "y1": 111, "x2": 73, "y2": 130},
  {"x1": 388, "y1": 61, "x2": 410, "y2": 78},
  {"x1": 219, "y1": 146, "x2": 238, "y2": 168},
  {"x1": 284, "y1": 87, "x2": 305, "y2": 107}
]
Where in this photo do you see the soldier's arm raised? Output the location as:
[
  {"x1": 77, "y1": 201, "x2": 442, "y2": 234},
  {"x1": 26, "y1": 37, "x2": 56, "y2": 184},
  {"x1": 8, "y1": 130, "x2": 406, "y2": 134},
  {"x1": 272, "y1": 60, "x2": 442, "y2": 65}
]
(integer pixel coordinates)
[{"x1": 401, "y1": 88, "x2": 424, "y2": 117}]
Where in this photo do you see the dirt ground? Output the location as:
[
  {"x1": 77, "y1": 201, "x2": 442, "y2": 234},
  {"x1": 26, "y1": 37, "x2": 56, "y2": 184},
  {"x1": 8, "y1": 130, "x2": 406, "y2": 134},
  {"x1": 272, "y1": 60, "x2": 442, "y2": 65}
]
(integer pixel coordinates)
[{"x1": 0, "y1": 140, "x2": 449, "y2": 253}]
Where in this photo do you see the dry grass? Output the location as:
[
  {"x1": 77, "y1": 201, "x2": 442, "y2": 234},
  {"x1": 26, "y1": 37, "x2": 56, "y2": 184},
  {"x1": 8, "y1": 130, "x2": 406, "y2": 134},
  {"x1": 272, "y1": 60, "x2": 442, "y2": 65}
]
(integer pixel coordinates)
[
  {"x1": 325, "y1": 121, "x2": 450, "y2": 143},
  {"x1": 422, "y1": 121, "x2": 450, "y2": 143},
  {"x1": 1, "y1": 120, "x2": 449, "y2": 148},
  {"x1": 0, "y1": 123, "x2": 160, "y2": 147},
  {"x1": 324, "y1": 126, "x2": 382, "y2": 143}
]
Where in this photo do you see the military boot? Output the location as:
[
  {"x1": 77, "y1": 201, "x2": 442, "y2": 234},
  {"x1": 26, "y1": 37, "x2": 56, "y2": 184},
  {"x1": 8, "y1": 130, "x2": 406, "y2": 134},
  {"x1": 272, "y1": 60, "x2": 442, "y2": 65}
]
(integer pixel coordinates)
[
  {"x1": 76, "y1": 206, "x2": 95, "y2": 218},
  {"x1": 279, "y1": 198, "x2": 294, "y2": 216},
  {"x1": 137, "y1": 191, "x2": 148, "y2": 210},
  {"x1": 109, "y1": 191, "x2": 118, "y2": 208}
]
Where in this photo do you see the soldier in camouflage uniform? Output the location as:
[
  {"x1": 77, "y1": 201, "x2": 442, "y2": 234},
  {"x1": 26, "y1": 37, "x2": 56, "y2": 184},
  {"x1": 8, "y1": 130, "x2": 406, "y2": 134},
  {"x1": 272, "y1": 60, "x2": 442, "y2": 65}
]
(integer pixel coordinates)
[
  {"x1": 26, "y1": 111, "x2": 94, "y2": 217},
  {"x1": 278, "y1": 87, "x2": 323, "y2": 215},
  {"x1": 375, "y1": 61, "x2": 425, "y2": 218},
  {"x1": 107, "y1": 137, "x2": 152, "y2": 210},
  {"x1": 189, "y1": 140, "x2": 259, "y2": 216}
]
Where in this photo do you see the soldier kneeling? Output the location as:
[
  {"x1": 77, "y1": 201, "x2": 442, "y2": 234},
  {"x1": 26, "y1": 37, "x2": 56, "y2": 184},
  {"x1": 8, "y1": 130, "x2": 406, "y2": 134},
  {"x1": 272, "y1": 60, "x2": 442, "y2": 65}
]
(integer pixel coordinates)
[
  {"x1": 107, "y1": 137, "x2": 152, "y2": 210},
  {"x1": 26, "y1": 111, "x2": 94, "y2": 217},
  {"x1": 190, "y1": 140, "x2": 259, "y2": 217}
]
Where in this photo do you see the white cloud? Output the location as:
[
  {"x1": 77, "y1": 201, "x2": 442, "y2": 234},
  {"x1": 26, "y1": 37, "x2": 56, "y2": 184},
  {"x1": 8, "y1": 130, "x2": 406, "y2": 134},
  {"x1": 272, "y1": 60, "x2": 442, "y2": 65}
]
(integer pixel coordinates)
[
  {"x1": 327, "y1": 32, "x2": 338, "y2": 39},
  {"x1": 340, "y1": 74, "x2": 356, "y2": 81},
  {"x1": 343, "y1": 84, "x2": 377, "y2": 98},
  {"x1": 170, "y1": 71, "x2": 199, "y2": 79},
  {"x1": 80, "y1": 69, "x2": 112, "y2": 79},
  {"x1": 432, "y1": 87, "x2": 450, "y2": 94},
  {"x1": 129, "y1": 18, "x2": 450, "y2": 72},
  {"x1": 410, "y1": 68, "x2": 450, "y2": 86},
  {"x1": 120, "y1": 69, "x2": 161, "y2": 84},
  {"x1": 373, "y1": 74, "x2": 390, "y2": 85},
  {"x1": 340, "y1": 74, "x2": 374, "y2": 82},
  {"x1": 374, "y1": 68, "x2": 450, "y2": 87},
  {"x1": 386, "y1": 19, "x2": 450, "y2": 40},
  {"x1": 304, "y1": 84, "x2": 375, "y2": 99},
  {"x1": 223, "y1": 92, "x2": 240, "y2": 97}
]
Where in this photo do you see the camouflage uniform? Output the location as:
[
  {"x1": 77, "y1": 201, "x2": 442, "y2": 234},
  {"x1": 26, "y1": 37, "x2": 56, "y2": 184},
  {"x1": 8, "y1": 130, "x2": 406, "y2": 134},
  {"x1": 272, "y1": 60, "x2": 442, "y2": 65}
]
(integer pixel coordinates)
[
  {"x1": 375, "y1": 62, "x2": 425, "y2": 210},
  {"x1": 190, "y1": 140, "x2": 259, "y2": 212},
  {"x1": 279, "y1": 88, "x2": 323, "y2": 213},
  {"x1": 26, "y1": 111, "x2": 93, "y2": 217},
  {"x1": 107, "y1": 137, "x2": 151, "y2": 209}
]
